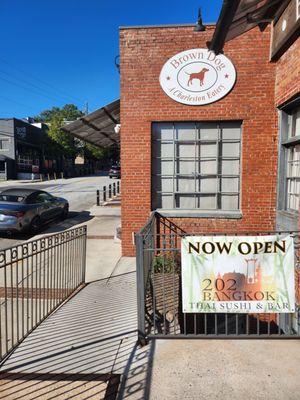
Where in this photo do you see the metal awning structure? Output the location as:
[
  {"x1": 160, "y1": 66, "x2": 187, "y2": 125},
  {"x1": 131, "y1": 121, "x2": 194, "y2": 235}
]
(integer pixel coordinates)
[
  {"x1": 208, "y1": 0, "x2": 288, "y2": 54},
  {"x1": 62, "y1": 99, "x2": 120, "y2": 148}
]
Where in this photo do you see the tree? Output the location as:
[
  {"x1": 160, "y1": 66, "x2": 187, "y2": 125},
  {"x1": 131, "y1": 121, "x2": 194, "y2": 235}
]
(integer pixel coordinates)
[
  {"x1": 84, "y1": 143, "x2": 119, "y2": 166},
  {"x1": 85, "y1": 143, "x2": 105, "y2": 159},
  {"x1": 34, "y1": 104, "x2": 83, "y2": 122},
  {"x1": 34, "y1": 104, "x2": 84, "y2": 158}
]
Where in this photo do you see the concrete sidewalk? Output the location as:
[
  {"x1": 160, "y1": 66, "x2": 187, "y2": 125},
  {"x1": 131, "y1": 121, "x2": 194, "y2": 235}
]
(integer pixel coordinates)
[
  {"x1": 1, "y1": 205, "x2": 300, "y2": 400},
  {"x1": 0, "y1": 266, "x2": 152, "y2": 399}
]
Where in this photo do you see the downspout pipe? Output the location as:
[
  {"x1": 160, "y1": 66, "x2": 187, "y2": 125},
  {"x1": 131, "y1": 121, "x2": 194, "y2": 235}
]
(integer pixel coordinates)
[{"x1": 208, "y1": 0, "x2": 241, "y2": 54}]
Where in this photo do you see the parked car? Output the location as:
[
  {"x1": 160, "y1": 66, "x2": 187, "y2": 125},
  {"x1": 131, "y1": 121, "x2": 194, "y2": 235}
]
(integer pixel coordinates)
[
  {"x1": 108, "y1": 165, "x2": 121, "y2": 179},
  {"x1": 0, "y1": 188, "x2": 69, "y2": 234}
]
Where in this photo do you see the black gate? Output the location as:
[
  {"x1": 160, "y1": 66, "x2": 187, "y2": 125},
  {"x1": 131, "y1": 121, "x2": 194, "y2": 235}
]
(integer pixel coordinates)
[{"x1": 135, "y1": 212, "x2": 300, "y2": 344}]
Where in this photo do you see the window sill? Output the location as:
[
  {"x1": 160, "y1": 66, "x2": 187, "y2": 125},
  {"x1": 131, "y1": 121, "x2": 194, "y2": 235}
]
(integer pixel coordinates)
[
  {"x1": 155, "y1": 209, "x2": 243, "y2": 219},
  {"x1": 277, "y1": 210, "x2": 298, "y2": 219}
]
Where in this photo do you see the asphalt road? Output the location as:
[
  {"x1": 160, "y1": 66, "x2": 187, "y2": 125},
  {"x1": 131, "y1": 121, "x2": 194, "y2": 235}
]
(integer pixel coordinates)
[{"x1": 0, "y1": 174, "x2": 114, "y2": 250}]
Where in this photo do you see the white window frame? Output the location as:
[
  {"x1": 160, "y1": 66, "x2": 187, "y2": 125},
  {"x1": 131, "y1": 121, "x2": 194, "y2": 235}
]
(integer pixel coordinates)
[{"x1": 279, "y1": 104, "x2": 300, "y2": 213}]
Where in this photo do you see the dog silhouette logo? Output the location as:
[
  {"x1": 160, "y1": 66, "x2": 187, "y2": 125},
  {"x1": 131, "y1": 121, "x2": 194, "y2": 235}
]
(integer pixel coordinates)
[{"x1": 186, "y1": 67, "x2": 209, "y2": 87}]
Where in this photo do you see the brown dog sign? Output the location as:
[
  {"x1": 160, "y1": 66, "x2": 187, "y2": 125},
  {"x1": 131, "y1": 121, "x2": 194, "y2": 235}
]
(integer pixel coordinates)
[{"x1": 159, "y1": 48, "x2": 236, "y2": 106}]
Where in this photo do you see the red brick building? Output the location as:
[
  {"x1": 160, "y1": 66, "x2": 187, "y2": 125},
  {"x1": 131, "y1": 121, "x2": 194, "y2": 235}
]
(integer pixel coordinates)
[{"x1": 120, "y1": 2, "x2": 300, "y2": 257}]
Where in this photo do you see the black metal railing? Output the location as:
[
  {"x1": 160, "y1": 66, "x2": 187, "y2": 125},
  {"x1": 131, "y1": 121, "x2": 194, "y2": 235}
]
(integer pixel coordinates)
[
  {"x1": 135, "y1": 213, "x2": 300, "y2": 343},
  {"x1": 96, "y1": 180, "x2": 121, "y2": 206},
  {"x1": 0, "y1": 226, "x2": 87, "y2": 362}
]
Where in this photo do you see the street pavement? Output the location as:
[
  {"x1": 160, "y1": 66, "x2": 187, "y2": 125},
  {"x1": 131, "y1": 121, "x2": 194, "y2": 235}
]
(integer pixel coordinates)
[{"x1": 0, "y1": 174, "x2": 116, "y2": 250}]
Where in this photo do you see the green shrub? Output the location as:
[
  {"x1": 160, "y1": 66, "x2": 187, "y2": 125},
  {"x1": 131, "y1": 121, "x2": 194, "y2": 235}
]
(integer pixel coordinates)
[{"x1": 152, "y1": 252, "x2": 180, "y2": 274}]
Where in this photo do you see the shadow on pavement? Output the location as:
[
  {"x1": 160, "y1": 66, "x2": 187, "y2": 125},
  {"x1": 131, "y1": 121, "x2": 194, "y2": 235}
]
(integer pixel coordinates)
[
  {"x1": 41, "y1": 211, "x2": 94, "y2": 234},
  {"x1": 0, "y1": 272, "x2": 155, "y2": 400},
  {"x1": 0, "y1": 211, "x2": 94, "y2": 243}
]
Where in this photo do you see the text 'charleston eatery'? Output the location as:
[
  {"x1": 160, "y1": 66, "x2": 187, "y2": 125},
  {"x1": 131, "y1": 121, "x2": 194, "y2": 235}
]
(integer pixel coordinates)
[{"x1": 119, "y1": 0, "x2": 300, "y2": 341}]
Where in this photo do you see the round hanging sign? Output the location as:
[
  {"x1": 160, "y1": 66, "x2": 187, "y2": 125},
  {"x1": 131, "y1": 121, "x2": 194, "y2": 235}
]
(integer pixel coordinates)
[{"x1": 159, "y1": 48, "x2": 236, "y2": 106}]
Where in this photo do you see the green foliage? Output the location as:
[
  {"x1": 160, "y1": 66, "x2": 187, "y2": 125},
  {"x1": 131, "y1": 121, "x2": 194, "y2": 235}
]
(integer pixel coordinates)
[
  {"x1": 85, "y1": 142, "x2": 120, "y2": 162},
  {"x1": 34, "y1": 104, "x2": 84, "y2": 158},
  {"x1": 34, "y1": 104, "x2": 120, "y2": 162},
  {"x1": 152, "y1": 252, "x2": 180, "y2": 274},
  {"x1": 85, "y1": 143, "x2": 105, "y2": 159},
  {"x1": 34, "y1": 104, "x2": 83, "y2": 122},
  {"x1": 47, "y1": 115, "x2": 77, "y2": 158}
]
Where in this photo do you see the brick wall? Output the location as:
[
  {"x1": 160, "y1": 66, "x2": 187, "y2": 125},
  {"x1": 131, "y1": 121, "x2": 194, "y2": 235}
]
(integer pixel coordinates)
[
  {"x1": 275, "y1": 37, "x2": 300, "y2": 107},
  {"x1": 120, "y1": 25, "x2": 277, "y2": 256}
]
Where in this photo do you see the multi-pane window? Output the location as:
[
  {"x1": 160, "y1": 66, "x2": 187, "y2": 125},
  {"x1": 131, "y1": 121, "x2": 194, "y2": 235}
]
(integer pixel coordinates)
[
  {"x1": 152, "y1": 122, "x2": 241, "y2": 211},
  {"x1": 284, "y1": 106, "x2": 300, "y2": 212},
  {"x1": 286, "y1": 145, "x2": 300, "y2": 211},
  {"x1": 17, "y1": 145, "x2": 40, "y2": 170}
]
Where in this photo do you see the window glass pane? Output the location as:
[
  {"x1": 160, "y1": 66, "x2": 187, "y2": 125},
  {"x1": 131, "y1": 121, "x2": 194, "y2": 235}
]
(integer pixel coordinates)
[
  {"x1": 221, "y1": 178, "x2": 239, "y2": 192},
  {"x1": 287, "y1": 145, "x2": 300, "y2": 177},
  {"x1": 288, "y1": 114, "x2": 294, "y2": 138},
  {"x1": 286, "y1": 144, "x2": 300, "y2": 211},
  {"x1": 152, "y1": 140, "x2": 173, "y2": 158},
  {"x1": 176, "y1": 194, "x2": 195, "y2": 208},
  {"x1": 200, "y1": 143, "x2": 217, "y2": 158},
  {"x1": 177, "y1": 143, "x2": 194, "y2": 158},
  {"x1": 176, "y1": 123, "x2": 195, "y2": 141},
  {"x1": 161, "y1": 177, "x2": 173, "y2": 192},
  {"x1": 220, "y1": 122, "x2": 241, "y2": 139},
  {"x1": 177, "y1": 159, "x2": 194, "y2": 174},
  {"x1": 199, "y1": 124, "x2": 218, "y2": 140},
  {"x1": 153, "y1": 123, "x2": 173, "y2": 140},
  {"x1": 199, "y1": 177, "x2": 217, "y2": 193},
  {"x1": 162, "y1": 194, "x2": 173, "y2": 208},
  {"x1": 289, "y1": 108, "x2": 300, "y2": 138},
  {"x1": 176, "y1": 177, "x2": 194, "y2": 192},
  {"x1": 221, "y1": 195, "x2": 239, "y2": 210},
  {"x1": 222, "y1": 159, "x2": 239, "y2": 175},
  {"x1": 198, "y1": 195, "x2": 216, "y2": 209},
  {"x1": 222, "y1": 142, "x2": 240, "y2": 157},
  {"x1": 294, "y1": 109, "x2": 300, "y2": 136},
  {"x1": 153, "y1": 160, "x2": 173, "y2": 175},
  {"x1": 160, "y1": 142, "x2": 173, "y2": 157},
  {"x1": 199, "y1": 160, "x2": 217, "y2": 174}
]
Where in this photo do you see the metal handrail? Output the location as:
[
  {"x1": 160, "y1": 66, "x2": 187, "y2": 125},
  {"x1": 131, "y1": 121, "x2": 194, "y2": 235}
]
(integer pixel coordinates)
[
  {"x1": 136, "y1": 213, "x2": 300, "y2": 344},
  {"x1": 0, "y1": 225, "x2": 87, "y2": 363}
]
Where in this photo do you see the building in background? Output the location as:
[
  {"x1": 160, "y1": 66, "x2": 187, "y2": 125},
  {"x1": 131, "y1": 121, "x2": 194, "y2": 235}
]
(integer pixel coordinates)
[
  {"x1": 0, "y1": 118, "x2": 63, "y2": 180},
  {"x1": 0, "y1": 118, "x2": 46, "y2": 180}
]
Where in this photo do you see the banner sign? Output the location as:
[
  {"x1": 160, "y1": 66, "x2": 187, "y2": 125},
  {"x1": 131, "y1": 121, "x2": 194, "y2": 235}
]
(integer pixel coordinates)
[
  {"x1": 159, "y1": 48, "x2": 236, "y2": 106},
  {"x1": 181, "y1": 235, "x2": 295, "y2": 313}
]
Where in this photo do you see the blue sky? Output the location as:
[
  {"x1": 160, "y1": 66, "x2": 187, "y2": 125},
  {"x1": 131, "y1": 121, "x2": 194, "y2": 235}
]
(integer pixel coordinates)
[{"x1": 0, "y1": 0, "x2": 222, "y2": 118}]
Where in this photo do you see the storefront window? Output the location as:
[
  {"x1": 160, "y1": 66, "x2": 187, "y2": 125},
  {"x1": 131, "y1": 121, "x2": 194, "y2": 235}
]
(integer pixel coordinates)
[
  {"x1": 282, "y1": 105, "x2": 300, "y2": 212},
  {"x1": 16, "y1": 144, "x2": 40, "y2": 171},
  {"x1": 152, "y1": 121, "x2": 241, "y2": 211},
  {"x1": 286, "y1": 144, "x2": 300, "y2": 211}
]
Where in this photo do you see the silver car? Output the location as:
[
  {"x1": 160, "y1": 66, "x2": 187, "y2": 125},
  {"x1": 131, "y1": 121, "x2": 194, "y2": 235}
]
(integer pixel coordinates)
[{"x1": 0, "y1": 188, "x2": 69, "y2": 233}]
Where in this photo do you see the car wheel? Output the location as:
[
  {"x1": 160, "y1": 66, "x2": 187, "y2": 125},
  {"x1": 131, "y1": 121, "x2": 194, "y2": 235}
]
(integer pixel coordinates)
[
  {"x1": 30, "y1": 216, "x2": 41, "y2": 234},
  {"x1": 61, "y1": 205, "x2": 69, "y2": 220}
]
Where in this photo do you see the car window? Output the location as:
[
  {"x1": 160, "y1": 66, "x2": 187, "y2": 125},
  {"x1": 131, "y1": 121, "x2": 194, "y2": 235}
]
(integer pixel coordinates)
[
  {"x1": 0, "y1": 194, "x2": 25, "y2": 203},
  {"x1": 36, "y1": 193, "x2": 53, "y2": 203},
  {"x1": 27, "y1": 192, "x2": 53, "y2": 204}
]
